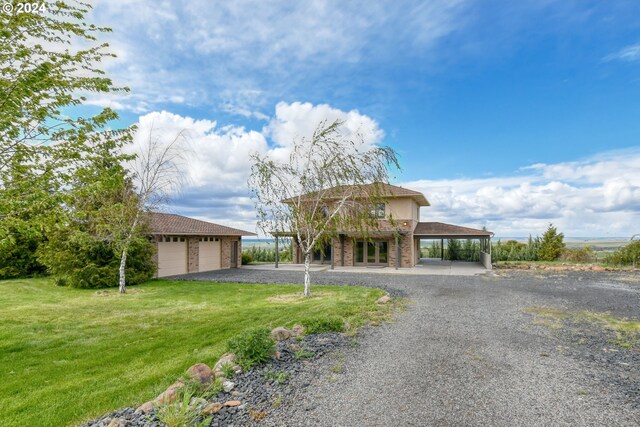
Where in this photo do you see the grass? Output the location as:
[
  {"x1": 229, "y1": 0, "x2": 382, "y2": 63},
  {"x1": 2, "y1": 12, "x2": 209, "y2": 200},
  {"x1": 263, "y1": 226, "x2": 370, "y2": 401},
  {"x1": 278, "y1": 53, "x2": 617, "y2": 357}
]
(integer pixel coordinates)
[
  {"x1": 525, "y1": 307, "x2": 640, "y2": 349},
  {"x1": 0, "y1": 278, "x2": 393, "y2": 427}
]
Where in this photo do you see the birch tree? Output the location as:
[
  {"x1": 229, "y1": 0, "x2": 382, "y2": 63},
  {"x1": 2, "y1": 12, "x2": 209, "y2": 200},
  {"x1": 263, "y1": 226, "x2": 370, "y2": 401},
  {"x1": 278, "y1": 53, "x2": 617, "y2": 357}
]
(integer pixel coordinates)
[
  {"x1": 249, "y1": 120, "x2": 399, "y2": 296},
  {"x1": 114, "y1": 126, "x2": 189, "y2": 293}
]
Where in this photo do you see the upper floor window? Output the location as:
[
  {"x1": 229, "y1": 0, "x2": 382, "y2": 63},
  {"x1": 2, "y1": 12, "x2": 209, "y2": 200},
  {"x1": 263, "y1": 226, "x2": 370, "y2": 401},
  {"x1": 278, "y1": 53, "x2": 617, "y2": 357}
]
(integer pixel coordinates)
[{"x1": 370, "y1": 203, "x2": 385, "y2": 219}]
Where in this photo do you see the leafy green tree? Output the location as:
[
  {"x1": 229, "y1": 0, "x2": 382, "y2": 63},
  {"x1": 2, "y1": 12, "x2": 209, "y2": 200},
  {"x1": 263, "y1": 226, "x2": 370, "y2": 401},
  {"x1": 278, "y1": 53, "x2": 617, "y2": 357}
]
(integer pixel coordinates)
[
  {"x1": 37, "y1": 135, "x2": 156, "y2": 288},
  {"x1": 0, "y1": 1, "x2": 130, "y2": 278},
  {"x1": 446, "y1": 239, "x2": 462, "y2": 260},
  {"x1": 538, "y1": 224, "x2": 565, "y2": 261}
]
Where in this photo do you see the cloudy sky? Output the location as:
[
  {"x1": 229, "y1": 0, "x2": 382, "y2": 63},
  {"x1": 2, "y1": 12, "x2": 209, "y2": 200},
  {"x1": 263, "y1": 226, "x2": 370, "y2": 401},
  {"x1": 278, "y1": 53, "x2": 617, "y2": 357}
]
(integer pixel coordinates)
[{"x1": 85, "y1": 0, "x2": 640, "y2": 238}]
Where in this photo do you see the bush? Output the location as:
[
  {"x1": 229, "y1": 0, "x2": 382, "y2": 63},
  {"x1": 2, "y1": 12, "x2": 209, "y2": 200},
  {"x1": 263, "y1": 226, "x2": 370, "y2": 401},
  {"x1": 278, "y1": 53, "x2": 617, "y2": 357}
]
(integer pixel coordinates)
[
  {"x1": 226, "y1": 327, "x2": 275, "y2": 369},
  {"x1": 241, "y1": 252, "x2": 253, "y2": 265},
  {"x1": 0, "y1": 227, "x2": 47, "y2": 279},
  {"x1": 301, "y1": 315, "x2": 345, "y2": 334},
  {"x1": 560, "y1": 247, "x2": 594, "y2": 263},
  {"x1": 605, "y1": 240, "x2": 640, "y2": 266},
  {"x1": 38, "y1": 229, "x2": 155, "y2": 289}
]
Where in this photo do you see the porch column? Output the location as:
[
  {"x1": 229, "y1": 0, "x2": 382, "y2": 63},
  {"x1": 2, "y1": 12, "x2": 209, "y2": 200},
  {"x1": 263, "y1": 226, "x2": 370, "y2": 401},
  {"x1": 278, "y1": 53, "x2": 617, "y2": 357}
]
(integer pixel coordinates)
[
  {"x1": 274, "y1": 235, "x2": 279, "y2": 268},
  {"x1": 395, "y1": 234, "x2": 400, "y2": 270},
  {"x1": 440, "y1": 238, "x2": 444, "y2": 260}
]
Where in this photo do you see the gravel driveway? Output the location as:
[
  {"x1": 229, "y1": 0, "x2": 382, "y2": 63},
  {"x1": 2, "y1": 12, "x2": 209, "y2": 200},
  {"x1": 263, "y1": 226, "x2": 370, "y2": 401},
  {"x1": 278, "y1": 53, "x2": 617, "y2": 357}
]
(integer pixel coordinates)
[{"x1": 176, "y1": 268, "x2": 640, "y2": 426}]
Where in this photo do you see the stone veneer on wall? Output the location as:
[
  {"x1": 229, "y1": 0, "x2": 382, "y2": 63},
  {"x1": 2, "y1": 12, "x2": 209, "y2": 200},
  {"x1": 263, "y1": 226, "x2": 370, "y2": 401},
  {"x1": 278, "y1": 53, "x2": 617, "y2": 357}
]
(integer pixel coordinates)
[
  {"x1": 187, "y1": 237, "x2": 199, "y2": 273},
  {"x1": 291, "y1": 217, "x2": 419, "y2": 268}
]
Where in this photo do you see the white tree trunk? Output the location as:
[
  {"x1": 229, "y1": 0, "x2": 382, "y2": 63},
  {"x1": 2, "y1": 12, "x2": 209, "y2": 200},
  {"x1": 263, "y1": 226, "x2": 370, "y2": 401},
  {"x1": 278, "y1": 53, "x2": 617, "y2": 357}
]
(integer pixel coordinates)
[
  {"x1": 118, "y1": 248, "x2": 127, "y2": 293},
  {"x1": 303, "y1": 251, "x2": 312, "y2": 297}
]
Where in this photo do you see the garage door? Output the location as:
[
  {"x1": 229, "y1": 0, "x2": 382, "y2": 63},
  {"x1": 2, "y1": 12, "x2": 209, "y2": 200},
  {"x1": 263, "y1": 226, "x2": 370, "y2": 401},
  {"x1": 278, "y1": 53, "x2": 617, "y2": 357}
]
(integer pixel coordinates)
[
  {"x1": 157, "y1": 238, "x2": 187, "y2": 277},
  {"x1": 199, "y1": 238, "x2": 221, "y2": 271}
]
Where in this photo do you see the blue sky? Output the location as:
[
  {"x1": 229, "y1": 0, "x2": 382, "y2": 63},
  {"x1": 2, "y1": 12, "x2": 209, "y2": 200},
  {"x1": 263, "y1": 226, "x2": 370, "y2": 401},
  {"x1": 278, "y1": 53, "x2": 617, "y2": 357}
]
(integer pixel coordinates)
[{"x1": 88, "y1": 0, "x2": 640, "y2": 237}]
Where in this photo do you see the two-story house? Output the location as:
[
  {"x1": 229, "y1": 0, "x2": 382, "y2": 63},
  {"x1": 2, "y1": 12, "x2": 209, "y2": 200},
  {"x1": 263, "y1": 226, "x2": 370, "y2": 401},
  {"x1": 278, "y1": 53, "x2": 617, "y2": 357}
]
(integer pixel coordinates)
[{"x1": 286, "y1": 183, "x2": 493, "y2": 269}]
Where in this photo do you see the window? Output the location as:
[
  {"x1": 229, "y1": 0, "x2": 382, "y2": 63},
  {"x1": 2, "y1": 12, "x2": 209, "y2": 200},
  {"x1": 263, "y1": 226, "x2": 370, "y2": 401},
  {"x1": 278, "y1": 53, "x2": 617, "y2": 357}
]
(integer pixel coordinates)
[{"x1": 370, "y1": 203, "x2": 385, "y2": 219}]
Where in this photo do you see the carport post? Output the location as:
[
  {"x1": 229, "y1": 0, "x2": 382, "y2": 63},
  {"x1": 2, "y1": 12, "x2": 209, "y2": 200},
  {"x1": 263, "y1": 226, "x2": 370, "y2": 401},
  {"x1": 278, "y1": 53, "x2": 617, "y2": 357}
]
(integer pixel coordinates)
[
  {"x1": 274, "y1": 235, "x2": 279, "y2": 268},
  {"x1": 330, "y1": 242, "x2": 334, "y2": 270},
  {"x1": 440, "y1": 238, "x2": 444, "y2": 260}
]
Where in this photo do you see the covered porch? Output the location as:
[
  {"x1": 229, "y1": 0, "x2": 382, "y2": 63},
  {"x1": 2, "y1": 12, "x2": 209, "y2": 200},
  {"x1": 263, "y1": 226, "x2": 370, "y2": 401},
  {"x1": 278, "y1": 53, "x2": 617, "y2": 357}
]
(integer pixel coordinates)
[{"x1": 413, "y1": 222, "x2": 494, "y2": 270}]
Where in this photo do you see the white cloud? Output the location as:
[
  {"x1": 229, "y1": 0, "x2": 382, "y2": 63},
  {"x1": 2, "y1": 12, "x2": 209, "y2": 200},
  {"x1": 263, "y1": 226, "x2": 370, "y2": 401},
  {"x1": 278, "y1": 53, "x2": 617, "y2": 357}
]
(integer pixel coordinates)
[
  {"x1": 604, "y1": 43, "x2": 640, "y2": 62},
  {"x1": 131, "y1": 102, "x2": 384, "y2": 232},
  {"x1": 405, "y1": 148, "x2": 640, "y2": 237}
]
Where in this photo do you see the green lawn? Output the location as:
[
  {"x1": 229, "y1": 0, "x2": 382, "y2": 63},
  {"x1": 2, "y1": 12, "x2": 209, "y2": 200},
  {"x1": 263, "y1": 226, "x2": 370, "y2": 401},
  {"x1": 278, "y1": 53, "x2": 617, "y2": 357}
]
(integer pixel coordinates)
[{"x1": 0, "y1": 278, "x2": 390, "y2": 427}]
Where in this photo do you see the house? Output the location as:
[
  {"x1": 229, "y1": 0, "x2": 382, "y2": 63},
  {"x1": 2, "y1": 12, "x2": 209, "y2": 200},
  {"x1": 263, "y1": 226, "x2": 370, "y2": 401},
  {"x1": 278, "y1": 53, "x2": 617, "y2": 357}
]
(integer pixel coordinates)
[
  {"x1": 149, "y1": 212, "x2": 255, "y2": 277},
  {"x1": 285, "y1": 183, "x2": 493, "y2": 269}
]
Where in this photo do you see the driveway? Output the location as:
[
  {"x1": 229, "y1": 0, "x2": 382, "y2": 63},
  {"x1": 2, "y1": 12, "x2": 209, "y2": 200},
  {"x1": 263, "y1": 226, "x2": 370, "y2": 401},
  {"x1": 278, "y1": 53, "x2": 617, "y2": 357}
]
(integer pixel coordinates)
[{"x1": 176, "y1": 269, "x2": 640, "y2": 426}]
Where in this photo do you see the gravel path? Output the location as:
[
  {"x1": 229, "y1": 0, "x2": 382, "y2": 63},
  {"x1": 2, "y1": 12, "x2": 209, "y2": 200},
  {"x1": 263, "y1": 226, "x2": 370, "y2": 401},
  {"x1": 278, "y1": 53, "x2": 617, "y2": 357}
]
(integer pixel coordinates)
[{"x1": 177, "y1": 268, "x2": 640, "y2": 426}]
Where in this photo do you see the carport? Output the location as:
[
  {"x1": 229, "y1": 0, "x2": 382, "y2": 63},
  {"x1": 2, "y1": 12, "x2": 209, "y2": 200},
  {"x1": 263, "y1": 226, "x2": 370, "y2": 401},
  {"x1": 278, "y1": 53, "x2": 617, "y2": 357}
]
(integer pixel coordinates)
[{"x1": 413, "y1": 222, "x2": 494, "y2": 269}]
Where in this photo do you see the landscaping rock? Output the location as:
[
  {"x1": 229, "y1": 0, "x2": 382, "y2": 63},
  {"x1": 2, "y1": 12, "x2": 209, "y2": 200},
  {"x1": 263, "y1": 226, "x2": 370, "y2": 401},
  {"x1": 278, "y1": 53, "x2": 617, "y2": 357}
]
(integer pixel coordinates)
[
  {"x1": 214, "y1": 353, "x2": 236, "y2": 371},
  {"x1": 223, "y1": 380, "x2": 235, "y2": 392},
  {"x1": 203, "y1": 402, "x2": 223, "y2": 415},
  {"x1": 224, "y1": 400, "x2": 241, "y2": 407},
  {"x1": 213, "y1": 352, "x2": 242, "y2": 379},
  {"x1": 153, "y1": 380, "x2": 183, "y2": 405},
  {"x1": 135, "y1": 401, "x2": 154, "y2": 414},
  {"x1": 190, "y1": 397, "x2": 208, "y2": 410},
  {"x1": 271, "y1": 326, "x2": 293, "y2": 341},
  {"x1": 107, "y1": 418, "x2": 127, "y2": 427},
  {"x1": 376, "y1": 295, "x2": 392, "y2": 304},
  {"x1": 186, "y1": 363, "x2": 213, "y2": 384},
  {"x1": 292, "y1": 324, "x2": 306, "y2": 336}
]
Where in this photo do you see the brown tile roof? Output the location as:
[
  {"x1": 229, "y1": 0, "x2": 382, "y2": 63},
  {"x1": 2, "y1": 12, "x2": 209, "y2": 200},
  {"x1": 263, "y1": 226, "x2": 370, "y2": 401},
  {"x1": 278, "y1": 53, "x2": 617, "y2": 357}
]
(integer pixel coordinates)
[
  {"x1": 283, "y1": 182, "x2": 430, "y2": 206},
  {"x1": 413, "y1": 222, "x2": 493, "y2": 238},
  {"x1": 149, "y1": 213, "x2": 256, "y2": 236}
]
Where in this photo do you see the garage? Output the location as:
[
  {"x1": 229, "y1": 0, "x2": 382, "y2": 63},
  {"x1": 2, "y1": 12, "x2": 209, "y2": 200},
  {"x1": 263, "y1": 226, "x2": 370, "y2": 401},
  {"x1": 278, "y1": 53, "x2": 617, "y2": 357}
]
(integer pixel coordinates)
[
  {"x1": 150, "y1": 212, "x2": 255, "y2": 276},
  {"x1": 157, "y1": 236, "x2": 188, "y2": 277},
  {"x1": 198, "y1": 237, "x2": 221, "y2": 271}
]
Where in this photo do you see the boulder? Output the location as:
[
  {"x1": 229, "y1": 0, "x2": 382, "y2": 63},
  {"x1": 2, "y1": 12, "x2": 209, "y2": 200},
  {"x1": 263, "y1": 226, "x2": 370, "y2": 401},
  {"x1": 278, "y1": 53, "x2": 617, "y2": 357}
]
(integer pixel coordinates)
[
  {"x1": 376, "y1": 295, "x2": 392, "y2": 304},
  {"x1": 186, "y1": 363, "x2": 213, "y2": 384},
  {"x1": 214, "y1": 352, "x2": 242, "y2": 375},
  {"x1": 153, "y1": 380, "x2": 183, "y2": 405},
  {"x1": 271, "y1": 326, "x2": 293, "y2": 341},
  {"x1": 224, "y1": 400, "x2": 241, "y2": 407},
  {"x1": 107, "y1": 418, "x2": 127, "y2": 427},
  {"x1": 292, "y1": 324, "x2": 305, "y2": 336},
  {"x1": 203, "y1": 402, "x2": 223, "y2": 415},
  {"x1": 223, "y1": 380, "x2": 235, "y2": 392},
  {"x1": 135, "y1": 401, "x2": 154, "y2": 414},
  {"x1": 214, "y1": 353, "x2": 236, "y2": 370}
]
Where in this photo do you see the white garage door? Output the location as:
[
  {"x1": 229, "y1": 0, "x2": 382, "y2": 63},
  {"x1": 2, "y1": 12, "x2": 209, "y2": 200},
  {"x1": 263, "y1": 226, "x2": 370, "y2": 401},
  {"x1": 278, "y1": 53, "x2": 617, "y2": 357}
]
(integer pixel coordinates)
[
  {"x1": 199, "y1": 238, "x2": 221, "y2": 271},
  {"x1": 157, "y1": 238, "x2": 187, "y2": 277}
]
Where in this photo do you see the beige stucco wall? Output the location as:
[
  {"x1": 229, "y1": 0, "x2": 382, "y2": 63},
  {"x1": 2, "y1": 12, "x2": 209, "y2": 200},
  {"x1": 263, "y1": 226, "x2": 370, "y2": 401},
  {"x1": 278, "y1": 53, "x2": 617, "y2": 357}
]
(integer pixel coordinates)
[{"x1": 386, "y1": 198, "x2": 421, "y2": 222}]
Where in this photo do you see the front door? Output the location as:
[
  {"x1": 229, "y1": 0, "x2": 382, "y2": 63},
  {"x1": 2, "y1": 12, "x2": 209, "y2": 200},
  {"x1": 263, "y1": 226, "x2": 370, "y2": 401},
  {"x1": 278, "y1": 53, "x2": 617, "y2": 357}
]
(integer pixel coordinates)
[{"x1": 355, "y1": 240, "x2": 388, "y2": 266}]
